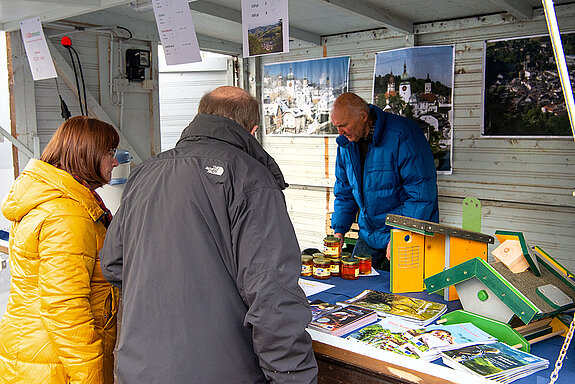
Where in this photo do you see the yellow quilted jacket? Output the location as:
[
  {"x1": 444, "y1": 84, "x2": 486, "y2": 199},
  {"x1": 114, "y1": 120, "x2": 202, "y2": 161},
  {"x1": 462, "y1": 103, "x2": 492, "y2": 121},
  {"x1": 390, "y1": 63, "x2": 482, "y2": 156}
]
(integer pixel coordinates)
[{"x1": 0, "y1": 159, "x2": 119, "y2": 384}]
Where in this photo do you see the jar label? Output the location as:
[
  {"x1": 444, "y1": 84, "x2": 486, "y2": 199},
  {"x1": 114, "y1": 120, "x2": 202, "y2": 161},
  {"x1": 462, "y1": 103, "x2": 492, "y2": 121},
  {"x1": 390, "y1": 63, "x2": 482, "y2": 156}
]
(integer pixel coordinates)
[
  {"x1": 301, "y1": 265, "x2": 312, "y2": 275},
  {"x1": 330, "y1": 264, "x2": 340, "y2": 273},
  {"x1": 313, "y1": 267, "x2": 329, "y2": 277},
  {"x1": 323, "y1": 245, "x2": 339, "y2": 257}
]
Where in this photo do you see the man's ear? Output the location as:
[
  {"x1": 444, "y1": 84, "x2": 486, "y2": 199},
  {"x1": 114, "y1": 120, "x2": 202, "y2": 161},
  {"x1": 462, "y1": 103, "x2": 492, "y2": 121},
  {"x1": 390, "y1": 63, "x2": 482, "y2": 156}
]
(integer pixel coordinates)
[
  {"x1": 250, "y1": 125, "x2": 258, "y2": 135},
  {"x1": 360, "y1": 109, "x2": 369, "y2": 122}
]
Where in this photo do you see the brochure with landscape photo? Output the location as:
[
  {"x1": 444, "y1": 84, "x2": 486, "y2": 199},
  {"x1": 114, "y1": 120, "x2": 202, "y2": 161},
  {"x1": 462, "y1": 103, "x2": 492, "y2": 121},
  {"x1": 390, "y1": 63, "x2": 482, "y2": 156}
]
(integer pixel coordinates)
[
  {"x1": 441, "y1": 341, "x2": 549, "y2": 383},
  {"x1": 308, "y1": 305, "x2": 378, "y2": 337},
  {"x1": 347, "y1": 320, "x2": 497, "y2": 361},
  {"x1": 338, "y1": 289, "x2": 447, "y2": 326}
]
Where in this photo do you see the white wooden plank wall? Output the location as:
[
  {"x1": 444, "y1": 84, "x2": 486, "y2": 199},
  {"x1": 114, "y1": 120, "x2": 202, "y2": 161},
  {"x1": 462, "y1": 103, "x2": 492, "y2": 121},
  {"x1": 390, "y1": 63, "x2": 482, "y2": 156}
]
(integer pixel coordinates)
[
  {"x1": 261, "y1": 6, "x2": 575, "y2": 271},
  {"x1": 35, "y1": 31, "x2": 101, "y2": 149},
  {"x1": 30, "y1": 28, "x2": 159, "y2": 162},
  {"x1": 159, "y1": 55, "x2": 231, "y2": 150}
]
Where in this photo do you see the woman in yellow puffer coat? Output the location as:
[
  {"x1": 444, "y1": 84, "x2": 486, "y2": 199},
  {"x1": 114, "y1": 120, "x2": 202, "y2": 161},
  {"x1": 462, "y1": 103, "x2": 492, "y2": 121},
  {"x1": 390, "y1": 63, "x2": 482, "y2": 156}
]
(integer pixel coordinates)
[{"x1": 0, "y1": 116, "x2": 120, "y2": 384}]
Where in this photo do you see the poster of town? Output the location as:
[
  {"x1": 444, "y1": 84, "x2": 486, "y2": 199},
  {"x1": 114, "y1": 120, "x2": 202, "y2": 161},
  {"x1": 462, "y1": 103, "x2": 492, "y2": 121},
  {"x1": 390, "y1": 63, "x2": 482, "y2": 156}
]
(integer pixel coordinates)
[
  {"x1": 373, "y1": 46, "x2": 454, "y2": 173},
  {"x1": 483, "y1": 33, "x2": 575, "y2": 137},
  {"x1": 262, "y1": 56, "x2": 350, "y2": 135}
]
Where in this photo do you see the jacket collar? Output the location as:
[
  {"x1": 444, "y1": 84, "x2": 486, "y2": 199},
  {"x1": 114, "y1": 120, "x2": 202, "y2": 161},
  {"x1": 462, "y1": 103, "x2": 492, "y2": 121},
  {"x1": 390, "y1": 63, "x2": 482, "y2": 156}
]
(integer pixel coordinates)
[{"x1": 177, "y1": 114, "x2": 288, "y2": 190}]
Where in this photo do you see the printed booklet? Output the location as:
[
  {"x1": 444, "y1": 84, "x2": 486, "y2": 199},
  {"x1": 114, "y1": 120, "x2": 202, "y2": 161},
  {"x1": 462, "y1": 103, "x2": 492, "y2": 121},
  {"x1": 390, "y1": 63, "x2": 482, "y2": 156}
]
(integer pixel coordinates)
[
  {"x1": 347, "y1": 319, "x2": 497, "y2": 361},
  {"x1": 440, "y1": 341, "x2": 549, "y2": 383},
  {"x1": 308, "y1": 305, "x2": 378, "y2": 337},
  {"x1": 309, "y1": 301, "x2": 342, "y2": 321},
  {"x1": 338, "y1": 289, "x2": 447, "y2": 326}
]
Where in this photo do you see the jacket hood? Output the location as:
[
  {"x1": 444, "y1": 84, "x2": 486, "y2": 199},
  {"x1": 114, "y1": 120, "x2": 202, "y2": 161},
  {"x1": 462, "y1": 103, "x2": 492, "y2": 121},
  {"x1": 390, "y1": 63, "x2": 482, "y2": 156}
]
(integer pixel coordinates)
[
  {"x1": 1, "y1": 158, "x2": 104, "y2": 223},
  {"x1": 177, "y1": 114, "x2": 288, "y2": 189}
]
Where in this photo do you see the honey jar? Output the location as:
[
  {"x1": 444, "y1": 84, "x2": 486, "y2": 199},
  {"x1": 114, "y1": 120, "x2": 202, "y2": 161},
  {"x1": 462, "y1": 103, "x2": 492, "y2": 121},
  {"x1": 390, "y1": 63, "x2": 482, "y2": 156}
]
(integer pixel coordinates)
[
  {"x1": 313, "y1": 257, "x2": 331, "y2": 280},
  {"x1": 301, "y1": 255, "x2": 313, "y2": 277},
  {"x1": 323, "y1": 236, "x2": 341, "y2": 259},
  {"x1": 341, "y1": 257, "x2": 359, "y2": 280},
  {"x1": 355, "y1": 255, "x2": 372, "y2": 275},
  {"x1": 328, "y1": 257, "x2": 341, "y2": 277}
]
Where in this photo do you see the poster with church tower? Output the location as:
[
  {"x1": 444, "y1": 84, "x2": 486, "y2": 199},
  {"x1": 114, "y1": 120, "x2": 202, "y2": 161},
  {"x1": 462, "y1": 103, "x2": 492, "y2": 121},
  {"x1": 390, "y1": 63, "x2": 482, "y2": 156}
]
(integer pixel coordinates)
[
  {"x1": 262, "y1": 56, "x2": 350, "y2": 135},
  {"x1": 373, "y1": 46, "x2": 454, "y2": 173}
]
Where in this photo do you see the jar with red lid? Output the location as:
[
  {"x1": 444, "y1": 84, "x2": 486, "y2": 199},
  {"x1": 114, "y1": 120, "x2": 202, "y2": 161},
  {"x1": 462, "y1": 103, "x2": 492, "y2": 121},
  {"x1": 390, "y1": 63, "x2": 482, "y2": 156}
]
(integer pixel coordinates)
[
  {"x1": 341, "y1": 257, "x2": 359, "y2": 280},
  {"x1": 313, "y1": 257, "x2": 331, "y2": 280},
  {"x1": 355, "y1": 255, "x2": 372, "y2": 275},
  {"x1": 301, "y1": 255, "x2": 313, "y2": 277}
]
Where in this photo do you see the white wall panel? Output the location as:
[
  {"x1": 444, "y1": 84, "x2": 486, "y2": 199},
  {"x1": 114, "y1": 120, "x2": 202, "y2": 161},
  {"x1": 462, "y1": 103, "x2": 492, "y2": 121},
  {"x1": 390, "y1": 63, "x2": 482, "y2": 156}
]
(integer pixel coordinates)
[
  {"x1": 159, "y1": 56, "x2": 231, "y2": 150},
  {"x1": 24, "y1": 26, "x2": 160, "y2": 164},
  {"x1": 259, "y1": 7, "x2": 575, "y2": 271}
]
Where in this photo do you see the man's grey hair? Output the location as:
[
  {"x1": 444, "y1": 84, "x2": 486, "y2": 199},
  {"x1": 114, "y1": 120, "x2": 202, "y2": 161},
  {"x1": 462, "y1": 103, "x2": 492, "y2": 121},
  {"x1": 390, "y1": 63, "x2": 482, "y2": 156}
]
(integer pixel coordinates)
[{"x1": 198, "y1": 86, "x2": 260, "y2": 131}]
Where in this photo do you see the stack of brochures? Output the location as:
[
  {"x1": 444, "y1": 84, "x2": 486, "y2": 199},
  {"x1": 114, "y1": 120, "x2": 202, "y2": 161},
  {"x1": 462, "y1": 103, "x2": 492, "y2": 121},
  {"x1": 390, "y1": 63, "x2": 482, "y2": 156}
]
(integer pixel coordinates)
[
  {"x1": 440, "y1": 341, "x2": 549, "y2": 383},
  {"x1": 308, "y1": 305, "x2": 378, "y2": 337},
  {"x1": 347, "y1": 318, "x2": 498, "y2": 361},
  {"x1": 310, "y1": 301, "x2": 342, "y2": 321},
  {"x1": 337, "y1": 289, "x2": 448, "y2": 326}
]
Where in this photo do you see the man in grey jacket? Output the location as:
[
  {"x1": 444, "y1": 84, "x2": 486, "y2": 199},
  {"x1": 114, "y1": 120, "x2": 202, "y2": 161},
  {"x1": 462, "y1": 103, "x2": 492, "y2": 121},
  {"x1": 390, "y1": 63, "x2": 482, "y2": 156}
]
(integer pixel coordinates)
[{"x1": 100, "y1": 86, "x2": 318, "y2": 383}]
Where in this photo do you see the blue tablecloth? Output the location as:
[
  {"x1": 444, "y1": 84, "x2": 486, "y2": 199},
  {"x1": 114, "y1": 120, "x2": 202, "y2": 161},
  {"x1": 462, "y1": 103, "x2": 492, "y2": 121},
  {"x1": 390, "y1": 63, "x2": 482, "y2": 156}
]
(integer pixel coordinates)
[{"x1": 304, "y1": 271, "x2": 575, "y2": 384}]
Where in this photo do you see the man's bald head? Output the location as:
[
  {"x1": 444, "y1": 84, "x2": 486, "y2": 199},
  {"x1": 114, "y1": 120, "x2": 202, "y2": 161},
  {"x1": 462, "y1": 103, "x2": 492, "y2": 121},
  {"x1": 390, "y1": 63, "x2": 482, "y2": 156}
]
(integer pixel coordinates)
[
  {"x1": 198, "y1": 86, "x2": 260, "y2": 132},
  {"x1": 332, "y1": 92, "x2": 369, "y2": 117},
  {"x1": 330, "y1": 93, "x2": 371, "y2": 142}
]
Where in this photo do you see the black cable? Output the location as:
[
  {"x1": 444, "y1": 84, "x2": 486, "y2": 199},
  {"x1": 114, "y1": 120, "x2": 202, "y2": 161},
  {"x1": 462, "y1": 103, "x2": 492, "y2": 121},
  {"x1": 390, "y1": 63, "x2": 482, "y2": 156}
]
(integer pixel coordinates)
[
  {"x1": 54, "y1": 78, "x2": 71, "y2": 120},
  {"x1": 115, "y1": 26, "x2": 133, "y2": 40},
  {"x1": 70, "y1": 46, "x2": 88, "y2": 117},
  {"x1": 65, "y1": 47, "x2": 84, "y2": 115}
]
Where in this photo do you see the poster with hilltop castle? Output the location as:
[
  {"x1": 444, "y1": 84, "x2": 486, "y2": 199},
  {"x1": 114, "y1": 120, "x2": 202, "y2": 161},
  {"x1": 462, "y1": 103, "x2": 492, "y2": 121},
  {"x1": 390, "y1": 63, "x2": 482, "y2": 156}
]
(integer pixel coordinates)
[
  {"x1": 373, "y1": 45, "x2": 454, "y2": 173},
  {"x1": 262, "y1": 56, "x2": 350, "y2": 135},
  {"x1": 484, "y1": 33, "x2": 575, "y2": 137}
]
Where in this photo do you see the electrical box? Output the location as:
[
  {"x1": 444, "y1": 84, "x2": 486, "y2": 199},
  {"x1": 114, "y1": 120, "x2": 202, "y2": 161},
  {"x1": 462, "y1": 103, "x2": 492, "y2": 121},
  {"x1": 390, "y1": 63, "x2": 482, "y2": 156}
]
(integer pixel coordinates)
[{"x1": 126, "y1": 49, "x2": 151, "y2": 81}]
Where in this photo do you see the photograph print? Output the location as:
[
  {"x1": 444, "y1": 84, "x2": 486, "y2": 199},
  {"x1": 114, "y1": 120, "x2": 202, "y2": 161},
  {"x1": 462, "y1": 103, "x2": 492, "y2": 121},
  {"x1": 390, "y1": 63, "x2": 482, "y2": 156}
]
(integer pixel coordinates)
[
  {"x1": 373, "y1": 45, "x2": 454, "y2": 173},
  {"x1": 263, "y1": 56, "x2": 350, "y2": 135},
  {"x1": 483, "y1": 33, "x2": 575, "y2": 137},
  {"x1": 247, "y1": 19, "x2": 285, "y2": 56}
]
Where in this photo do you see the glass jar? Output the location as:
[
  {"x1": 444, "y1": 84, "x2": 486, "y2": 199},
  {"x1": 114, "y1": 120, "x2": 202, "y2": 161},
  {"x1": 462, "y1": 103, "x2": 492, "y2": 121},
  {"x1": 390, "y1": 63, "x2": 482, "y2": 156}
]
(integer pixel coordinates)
[
  {"x1": 301, "y1": 255, "x2": 313, "y2": 277},
  {"x1": 328, "y1": 257, "x2": 341, "y2": 277},
  {"x1": 313, "y1": 257, "x2": 331, "y2": 280},
  {"x1": 355, "y1": 255, "x2": 372, "y2": 275},
  {"x1": 323, "y1": 236, "x2": 341, "y2": 259},
  {"x1": 341, "y1": 257, "x2": 359, "y2": 280},
  {"x1": 341, "y1": 251, "x2": 352, "y2": 258}
]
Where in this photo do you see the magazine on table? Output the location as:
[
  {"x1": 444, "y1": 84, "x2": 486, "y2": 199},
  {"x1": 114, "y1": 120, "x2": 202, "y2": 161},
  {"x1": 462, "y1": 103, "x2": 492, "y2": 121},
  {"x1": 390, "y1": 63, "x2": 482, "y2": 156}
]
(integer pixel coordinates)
[
  {"x1": 309, "y1": 300, "x2": 343, "y2": 321},
  {"x1": 337, "y1": 289, "x2": 448, "y2": 326},
  {"x1": 346, "y1": 320, "x2": 422, "y2": 359},
  {"x1": 347, "y1": 320, "x2": 497, "y2": 361},
  {"x1": 440, "y1": 341, "x2": 549, "y2": 383},
  {"x1": 308, "y1": 305, "x2": 378, "y2": 337}
]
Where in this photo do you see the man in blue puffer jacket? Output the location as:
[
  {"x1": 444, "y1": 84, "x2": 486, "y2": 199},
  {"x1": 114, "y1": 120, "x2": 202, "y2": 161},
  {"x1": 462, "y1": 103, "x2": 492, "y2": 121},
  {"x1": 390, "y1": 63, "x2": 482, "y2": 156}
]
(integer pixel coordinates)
[{"x1": 331, "y1": 92, "x2": 439, "y2": 270}]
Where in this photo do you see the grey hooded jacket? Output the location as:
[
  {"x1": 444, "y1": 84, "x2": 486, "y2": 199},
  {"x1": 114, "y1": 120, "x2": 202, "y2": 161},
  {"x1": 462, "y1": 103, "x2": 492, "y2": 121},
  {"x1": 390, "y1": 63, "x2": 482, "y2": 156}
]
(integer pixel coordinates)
[{"x1": 100, "y1": 114, "x2": 318, "y2": 384}]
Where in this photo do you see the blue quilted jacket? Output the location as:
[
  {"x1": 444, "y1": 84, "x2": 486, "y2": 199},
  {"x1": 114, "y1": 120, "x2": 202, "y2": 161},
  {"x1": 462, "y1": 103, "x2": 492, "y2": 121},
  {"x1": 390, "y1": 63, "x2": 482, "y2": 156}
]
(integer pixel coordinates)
[{"x1": 331, "y1": 104, "x2": 439, "y2": 249}]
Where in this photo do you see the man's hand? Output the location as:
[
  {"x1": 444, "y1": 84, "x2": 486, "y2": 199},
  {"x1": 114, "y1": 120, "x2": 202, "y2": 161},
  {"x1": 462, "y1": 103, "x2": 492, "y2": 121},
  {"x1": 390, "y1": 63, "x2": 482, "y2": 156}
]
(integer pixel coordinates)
[
  {"x1": 386, "y1": 242, "x2": 391, "y2": 260},
  {"x1": 334, "y1": 233, "x2": 344, "y2": 251}
]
